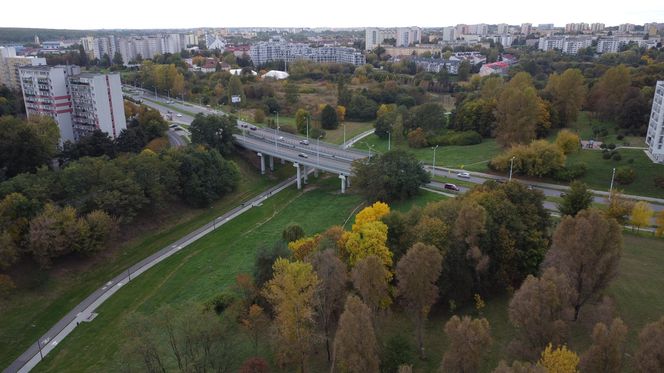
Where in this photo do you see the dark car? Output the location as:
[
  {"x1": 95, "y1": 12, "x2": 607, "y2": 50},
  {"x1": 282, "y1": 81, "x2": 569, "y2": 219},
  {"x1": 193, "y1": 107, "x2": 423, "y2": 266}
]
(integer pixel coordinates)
[
  {"x1": 249, "y1": 126, "x2": 257, "y2": 131},
  {"x1": 444, "y1": 183, "x2": 460, "y2": 191}
]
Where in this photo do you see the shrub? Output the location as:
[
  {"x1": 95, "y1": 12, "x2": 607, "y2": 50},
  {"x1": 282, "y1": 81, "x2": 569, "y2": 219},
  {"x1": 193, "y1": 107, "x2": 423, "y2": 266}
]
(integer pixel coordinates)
[
  {"x1": 489, "y1": 140, "x2": 566, "y2": 177},
  {"x1": 205, "y1": 291, "x2": 237, "y2": 314},
  {"x1": 615, "y1": 167, "x2": 636, "y2": 185},
  {"x1": 254, "y1": 108, "x2": 265, "y2": 123},
  {"x1": 617, "y1": 134, "x2": 624, "y2": 140},
  {"x1": 628, "y1": 158, "x2": 634, "y2": 164},
  {"x1": 310, "y1": 127, "x2": 326, "y2": 139},
  {"x1": 407, "y1": 128, "x2": 428, "y2": 148},
  {"x1": 655, "y1": 176, "x2": 664, "y2": 189},
  {"x1": 612, "y1": 152, "x2": 622, "y2": 161},
  {"x1": 381, "y1": 334, "x2": 415, "y2": 373},
  {"x1": 599, "y1": 143, "x2": 607, "y2": 149},
  {"x1": 282, "y1": 223, "x2": 305, "y2": 243},
  {"x1": 279, "y1": 124, "x2": 296, "y2": 134},
  {"x1": 607, "y1": 143, "x2": 616, "y2": 150},
  {"x1": 428, "y1": 131, "x2": 482, "y2": 146},
  {"x1": 552, "y1": 163, "x2": 588, "y2": 181},
  {"x1": 555, "y1": 129, "x2": 580, "y2": 155},
  {"x1": 602, "y1": 152, "x2": 612, "y2": 160}
]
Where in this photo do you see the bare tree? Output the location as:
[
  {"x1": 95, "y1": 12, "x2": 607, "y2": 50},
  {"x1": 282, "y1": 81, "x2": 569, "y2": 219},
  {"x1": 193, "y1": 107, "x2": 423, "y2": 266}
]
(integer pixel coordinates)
[
  {"x1": 441, "y1": 315, "x2": 492, "y2": 373},
  {"x1": 309, "y1": 249, "x2": 348, "y2": 362},
  {"x1": 580, "y1": 318, "x2": 628, "y2": 373},
  {"x1": 544, "y1": 209, "x2": 623, "y2": 320},
  {"x1": 332, "y1": 295, "x2": 380, "y2": 373},
  {"x1": 508, "y1": 267, "x2": 576, "y2": 360},
  {"x1": 396, "y1": 242, "x2": 443, "y2": 359},
  {"x1": 635, "y1": 316, "x2": 664, "y2": 373}
]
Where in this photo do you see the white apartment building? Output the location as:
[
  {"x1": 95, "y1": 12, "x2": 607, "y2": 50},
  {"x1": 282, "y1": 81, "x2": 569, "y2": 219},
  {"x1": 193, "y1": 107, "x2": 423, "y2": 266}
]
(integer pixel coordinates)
[
  {"x1": 19, "y1": 65, "x2": 126, "y2": 142},
  {"x1": 565, "y1": 23, "x2": 589, "y2": 33},
  {"x1": 467, "y1": 24, "x2": 489, "y2": 36},
  {"x1": 365, "y1": 28, "x2": 396, "y2": 50},
  {"x1": 490, "y1": 35, "x2": 513, "y2": 47},
  {"x1": 562, "y1": 37, "x2": 592, "y2": 54},
  {"x1": 646, "y1": 81, "x2": 664, "y2": 163},
  {"x1": 618, "y1": 23, "x2": 635, "y2": 33},
  {"x1": 538, "y1": 36, "x2": 591, "y2": 54},
  {"x1": 69, "y1": 73, "x2": 126, "y2": 140},
  {"x1": 251, "y1": 40, "x2": 365, "y2": 66},
  {"x1": 0, "y1": 47, "x2": 46, "y2": 90},
  {"x1": 497, "y1": 23, "x2": 509, "y2": 35},
  {"x1": 590, "y1": 23, "x2": 605, "y2": 33},
  {"x1": 521, "y1": 23, "x2": 532, "y2": 35},
  {"x1": 538, "y1": 36, "x2": 565, "y2": 51},
  {"x1": 597, "y1": 37, "x2": 661, "y2": 53},
  {"x1": 442, "y1": 26, "x2": 455, "y2": 41},
  {"x1": 396, "y1": 27, "x2": 422, "y2": 47}
]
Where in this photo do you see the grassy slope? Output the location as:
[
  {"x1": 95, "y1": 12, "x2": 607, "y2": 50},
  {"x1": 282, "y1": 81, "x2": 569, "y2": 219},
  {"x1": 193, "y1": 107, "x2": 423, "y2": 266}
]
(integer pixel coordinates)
[
  {"x1": 0, "y1": 156, "x2": 290, "y2": 369},
  {"x1": 33, "y1": 182, "x2": 444, "y2": 372}
]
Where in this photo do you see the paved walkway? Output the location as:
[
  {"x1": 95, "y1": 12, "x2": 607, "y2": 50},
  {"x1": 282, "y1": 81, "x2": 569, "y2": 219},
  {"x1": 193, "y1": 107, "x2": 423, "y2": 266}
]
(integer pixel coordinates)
[
  {"x1": 6, "y1": 177, "x2": 297, "y2": 373},
  {"x1": 341, "y1": 129, "x2": 375, "y2": 150}
]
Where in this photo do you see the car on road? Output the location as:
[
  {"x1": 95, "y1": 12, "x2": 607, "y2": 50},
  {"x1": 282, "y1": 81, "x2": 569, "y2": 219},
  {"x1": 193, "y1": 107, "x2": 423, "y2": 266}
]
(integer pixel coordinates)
[
  {"x1": 457, "y1": 172, "x2": 471, "y2": 178},
  {"x1": 444, "y1": 183, "x2": 460, "y2": 191},
  {"x1": 299, "y1": 139, "x2": 310, "y2": 145},
  {"x1": 560, "y1": 192, "x2": 567, "y2": 197},
  {"x1": 298, "y1": 153, "x2": 309, "y2": 158},
  {"x1": 249, "y1": 126, "x2": 257, "y2": 131},
  {"x1": 167, "y1": 100, "x2": 174, "y2": 104},
  {"x1": 169, "y1": 124, "x2": 178, "y2": 129},
  {"x1": 278, "y1": 136, "x2": 285, "y2": 141},
  {"x1": 527, "y1": 185, "x2": 534, "y2": 190},
  {"x1": 240, "y1": 123, "x2": 248, "y2": 128},
  {"x1": 176, "y1": 113, "x2": 183, "y2": 117}
]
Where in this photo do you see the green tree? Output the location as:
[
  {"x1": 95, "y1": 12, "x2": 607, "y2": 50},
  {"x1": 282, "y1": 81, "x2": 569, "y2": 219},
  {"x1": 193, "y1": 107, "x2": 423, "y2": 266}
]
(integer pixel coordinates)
[
  {"x1": 495, "y1": 72, "x2": 540, "y2": 147},
  {"x1": 458, "y1": 60, "x2": 471, "y2": 81},
  {"x1": 333, "y1": 295, "x2": 380, "y2": 373},
  {"x1": 190, "y1": 113, "x2": 237, "y2": 155},
  {"x1": 406, "y1": 103, "x2": 446, "y2": 135},
  {"x1": 0, "y1": 116, "x2": 60, "y2": 177},
  {"x1": 352, "y1": 150, "x2": 431, "y2": 202},
  {"x1": 321, "y1": 104, "x2": 339, "y2": 130},
  {"x1": 112, "y1": 51, "x2": 124, "y2": 66},
  {"x1": 544, "y1": 209, "x2": 622, "y2": 321},
  {"x1": 175, "y1": 147, "x2": 240, "y2": 207},
  {"x1": 295, "y1": 108, "x2": 310, "y2": 135},
  {"x1": 558, "y1": 181, "x2": 593, "y2": 217},
  {"x1": 282, "y1": 223, "x2": 305, "y2": 243},
  {"x1": 396, "y1": 243, "x2": 443, "y2": 358},
  {"x1": 589, "y1": 65, "x2": 631, "y2": 120},
  {"x1": 545, "y1": 68, "x2": 587, "y2": 125}
]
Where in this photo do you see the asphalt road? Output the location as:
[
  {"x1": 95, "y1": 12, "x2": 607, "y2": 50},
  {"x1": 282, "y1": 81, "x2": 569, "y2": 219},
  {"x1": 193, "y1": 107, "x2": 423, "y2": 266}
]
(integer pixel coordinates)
[{"x1": 6, "y1": 177, "x2": 297, "y2": 373}]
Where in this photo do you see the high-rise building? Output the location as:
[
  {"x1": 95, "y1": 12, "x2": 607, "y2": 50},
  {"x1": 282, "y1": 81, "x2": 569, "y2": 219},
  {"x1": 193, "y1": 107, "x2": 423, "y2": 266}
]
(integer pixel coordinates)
[
  {"x1": 396, "y1": 27, "x2": 422, "y2": 47},
  {"x1": 251, "y1": 39, "x2": 365, "y2": 66},
  {"x1": 442, "y1": 26, "x2": 455, "y2": 41},
  {"x1": 538, "y1": 36, "x2": 591, "y2": 54},
  {"x1": 497, "y1": 23, "x2": 509, "y2": 35},
  {"x1": 590, "y1": 23, "x2": 605, "y2": 33},
  {"x1": 618, "y1": 23, "x2": 635, "y2": 33},
  {"x1": 365, "y1": 28, "x2": 396, "y2": 50},
  {"x1": 19, "y1": 65, "x2": 126, "y2": 142},
  {"x1": 520, "y1": 23, "x2": 532, "y2": 35},
  {"x1": 538, "y1": 23, "x2": 555, "y2": 30},
  {"x1": 0, "y1": 47, "x2": 47, "y2": 90},
  {"x1": 646, "y1": 81, "x2": 664, "y2": 163}
]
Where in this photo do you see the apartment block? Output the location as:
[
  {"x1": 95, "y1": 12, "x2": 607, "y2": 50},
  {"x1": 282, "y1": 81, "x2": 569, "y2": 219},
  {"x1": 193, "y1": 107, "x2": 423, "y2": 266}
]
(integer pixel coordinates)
[
  {"x1": 496, "y1": 23, "x2": 509, "y2": 35},
  {"x1": 251, "y1": 39, "x2": 365, "y2": 66},
  {"x1": 365, "y1": 28, "x2": 396, "y2": 51},
  {"x1": 590, "y1": 23, "x2": 605, "y2": 33},
  {"x1": 442, "y1": 26, "x2": 455, "y2": 41},
  {"x1": 396, "y1": 27, "x2": 422, "y2": 47},
  {"x1": 646, "y1": 81, "x2": 664, "y2": 163},
  {"x1": 19, "y1": 65, "x2": 126, "y2": 142},
  {"x1": 520, "y1": 23, "x2": 532, "y2": 35},
  {"x1": 0, "y1": 47, "x2": 46, "y2": 90},
  {"x1": 538, "y1": 36, "x2": 591, "y2": 54}
]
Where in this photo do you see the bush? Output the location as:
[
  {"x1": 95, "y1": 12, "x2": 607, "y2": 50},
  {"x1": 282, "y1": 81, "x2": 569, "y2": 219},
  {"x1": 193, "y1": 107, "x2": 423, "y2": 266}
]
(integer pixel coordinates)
[
  {"x1": 552, "y1": 163, "x2": 588, "y2": 181},
  {"x1": 309, "y1": 127, "x2": 326, "y2": 139},
  {"x1": 602, "y1": 151, "x2": 613, "y2": 159},
  {"x1": 628, "y1": 158, "x2": 634, "y2": 164},
  {"x1": 617, "y1": 134, "x2": 624, "y2": 140},
  {"x1": 615, "y1": 167, "x2": 636, "y2": 185},
  {"x1": 489, "y1": 140, "x2": 566, "y2": 177},
  {"x1": 428, "y1": 131, "x2": 482, "y2": 146},
  {"x1": 279, "y1": 124, "x2": 297, "y2": 134},
  {"x1": 555, "y1": 129, "x2": 580, "y2": 155},
  {"x1": 282, "y1": 223, "x2": 305, "y2": 242},
  {"x1": 599, "y1": 143, "x2": 607, "y2": 149},
  {"x1": 607, "y1": 143, "x2": 616, "y2": 150},
  {"x1": 254, "y1": 108, "x2": 265, "y2": 123},
  {"x1": 381, "y1": 334, "x2": 415, "y2": 373},
  {"x1": 407, "y1": 128, "x2": 428, "y2": 148},
  {"x1": 655, "y1": 176, "x2": 664, "y2": 189},
  {"x1": 205, "y1": 291, "x2": 237, "y2": 315},
  {"x1": 612, "y1": 152, "x2": 622, "y2": 161}
]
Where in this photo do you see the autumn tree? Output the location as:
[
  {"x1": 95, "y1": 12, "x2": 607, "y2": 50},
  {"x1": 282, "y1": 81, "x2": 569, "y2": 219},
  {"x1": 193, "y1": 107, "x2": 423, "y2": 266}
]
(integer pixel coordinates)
[
  {"x1": 544, "y1": 209, "x2": 622, "y2": 320},
  {"x1": 580, "y1": 318, "x2": 627, "y2": 373},
  {"x1": 493, "y1": 360, "x2": 546, "y2": 373},
  {"x1": 284, "y1": 81, "x2": 299, "y2": 105},
  {"x1": 396, "y1": 243, "x2": 443, "y2": 358},
  {"x1": 336, "y1": 105, "x2": 346, "y2": 123},
  {"x1": 295, "y1": 108, "x2": 310, "y2": 134},
  {"x1": 239, "y1": 357, "x2": 270, "y2": 373},
  {"x1": 242, "y1": 304, "x2": 270, "y2": 355},
  {"x1": 545, "y1": 69, "x2": 587, "y2": 125},
  {"x1": 537, "y1": 344, "x2": 580, "y2": 373},
  {"x1": 332, "y1": 295, "x2": 380, "y2": 373},
  {"x1": 441, "y1": 316, "x2": 492, "y2": 373},
  {"x1": 495, "y1": 72, "x2": 540, "y2": 147},
  {"x1": 589, "y1": 65, "x2": 631, "y2": 120},
  {"x1": 558, "y1": 181, "x2": 593, "y2": 217},
  {"x1": 657, "y1": 211, "x2": 664, "y2": 237},
  {"x1": 344, "y1": 220, "x2": 392, "y2": 268},
  {"x1": 555, "y1": 129, "x2": 580, "y2": 155},
  {"x1": 630, "y1": 201, "x2": 653, "y2": 232},
  {"x1": 282, "y1": 223, "x2": 305, "y2": 243},
  {"x1": 605, "y1": 190, "x2": 634, "y2": 225},
  {"x1": 309, "y1": 249, "x2": 348, "y2": 362},
  {"x1": 351, "y1": 255, "x2": 392, "y2": 314},
  {"x1": 508, "y1": 268, "x2": 575, "y2": 360},
  {"x1": 263, "y1": 259, "x2": 319, "y2": 371},
  {"x1": 635, "y1": 316, "x2": 664, "y2": 373}
]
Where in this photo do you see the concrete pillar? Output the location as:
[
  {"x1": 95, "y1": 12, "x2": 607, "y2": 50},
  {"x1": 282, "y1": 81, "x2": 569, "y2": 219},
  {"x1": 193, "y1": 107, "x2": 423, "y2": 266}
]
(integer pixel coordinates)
[
  {"x1": 303, "y1": 166, "x2": 308, "y2": 184},
  {"x1": 339, "y1": 174, "x2": 346, "y2": 194},
  {"x1": 294, "y1": 163, "x2": 301, "y2": 189},
  {"x1": 281, "y1": 158, "x2": 285, "y2": 165},
  {"x1": 346, "y1": 176, "x2": 351, "y2": 187},
  {"x1": 314, "y1": 168, "x2": 319, "y2": 177},
  {"x1": 258, "y1": 153, "x2": 265, "y2": 175},
  {"x1": 269, "y1": 156, "x2": 274, "y2": 171}
]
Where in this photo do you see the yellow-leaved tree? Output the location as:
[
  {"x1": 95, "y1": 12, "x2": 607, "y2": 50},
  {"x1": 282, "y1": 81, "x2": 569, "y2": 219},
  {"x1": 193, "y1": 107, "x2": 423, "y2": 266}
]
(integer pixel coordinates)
[
  {"x1": 555, "y1": 129, "x2": 581, "y2": 155},
  {"x1": 352, "y1": 201, "x2": 390, "y2": 231},
  {"x1": 288, "y1": 235, "x2": 320, "y2": 261},
  {"x1": 538, "y1": 344, "x2": 580, "y2": 373},
  {"x1": 656, "y1": 211, "x2": 664, "y2": 237},
  {"x1": 263, "y1": 259, "x2": 319, "y2": 372},
  {"x1": 345, "y1": 221, "x2": 392, "y2": 269},
  {"x1": 630, "y1": 201, "x2": 653, "y2": 232}
]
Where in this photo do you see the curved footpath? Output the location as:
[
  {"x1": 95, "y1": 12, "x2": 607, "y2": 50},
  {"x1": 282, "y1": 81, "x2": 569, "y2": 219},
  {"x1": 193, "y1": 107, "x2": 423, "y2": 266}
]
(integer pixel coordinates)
[{"x1": 5, "y1": 177, "x2": 297, "y2": 373}]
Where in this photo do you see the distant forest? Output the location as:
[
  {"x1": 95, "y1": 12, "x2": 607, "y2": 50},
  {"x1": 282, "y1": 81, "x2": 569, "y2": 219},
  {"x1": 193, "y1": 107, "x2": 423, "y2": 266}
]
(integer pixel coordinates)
[{"x1": 0, "y1": 28, "x2": 194, "y2": 44}]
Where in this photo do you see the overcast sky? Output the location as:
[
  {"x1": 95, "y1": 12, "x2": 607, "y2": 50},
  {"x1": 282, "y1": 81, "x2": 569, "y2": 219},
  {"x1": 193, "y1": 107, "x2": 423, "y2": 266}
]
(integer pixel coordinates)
[{"x1": 3, "y1": 0, "x2": 663, "y2": 29}]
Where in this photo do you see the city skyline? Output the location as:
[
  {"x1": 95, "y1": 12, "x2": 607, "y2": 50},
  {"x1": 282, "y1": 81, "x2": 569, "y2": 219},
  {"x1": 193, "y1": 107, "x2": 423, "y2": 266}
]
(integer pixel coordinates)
[{"x1": 2, "y1": 0, "x2": 663, "y2": 30}]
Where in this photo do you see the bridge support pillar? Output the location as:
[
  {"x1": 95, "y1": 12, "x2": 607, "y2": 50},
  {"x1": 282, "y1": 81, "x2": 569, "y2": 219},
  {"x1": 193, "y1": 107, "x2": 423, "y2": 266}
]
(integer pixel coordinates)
[
  {"x1": 339, "y1": 174, "x2": 346, "y2": 194},
  {"x1": 314, "y1": 168, "x2": 319, "y2": 178},
  {"x1": 303, "y1": 166, "x2": 309, "y2": 184},
  {"x1": 294, "y1": 163, "x2": 302, "y2": 189},
  {"x1": 280, "y1": 158, "x2": 285, "y2": 165},
  {"x1": 269, "y1": 156, "x2": 274, "y2": 171},
  {"x1": 346, "y1": 176, "x2": 351, "y2": 187},
  {"x1": 257, "y1": 152, "x2": 265, "y2": 175}
]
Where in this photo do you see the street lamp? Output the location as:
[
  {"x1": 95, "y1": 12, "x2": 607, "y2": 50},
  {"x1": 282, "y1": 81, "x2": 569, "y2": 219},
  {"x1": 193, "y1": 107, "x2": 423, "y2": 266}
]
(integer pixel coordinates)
[
  {"x1": 431, "y1": 145, "x2": 439, "y2": 178},
  {"x1": 317, "y1": 135, "x2": 322, "y2": 168},
  {"x1": 306, "y1": 114, "x2": 310, "y2": 140},
  {"x1": 342, "y1": 122, "x2": 346, "y2": 149},
  {"x1": 387, "y1": 130, "x2": 391, "y2": 151},
  {"x1": 609, "y1": 167, "x2": 616, "y2": 200},
  {"x1": 509, "y1": 156, "x2": 515, "y2": 181},
  {"x1": 274, "y1": 111, "x2": 280, "y2": 152}
]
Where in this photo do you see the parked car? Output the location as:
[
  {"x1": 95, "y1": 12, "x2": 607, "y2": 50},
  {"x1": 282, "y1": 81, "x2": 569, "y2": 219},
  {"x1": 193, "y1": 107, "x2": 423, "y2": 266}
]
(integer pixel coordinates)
[
  {"x1": 298, "y1": 153, "x2": 309, "y2": 158},
  {"x1": 457, "y1": 172, "x2": 471, "y2": 178},
  {"x1": 249, "y1": 126, "x2": 257, "y2": 131},
  {"x1": 278, "y1": 136, "x2": 285, "y2": 141},
  {"x1": 299, "y1": 139, "x2": 310, "y2": 145},
  {"x1": 240, "y1": 123, "x2": 248, "y2": 128},
  {"x1": 444, "y1": 183, "x2": 460, "y2": 191},
  {"x1": 176, "y1": 113, "x2": 182, "y2": 117}
]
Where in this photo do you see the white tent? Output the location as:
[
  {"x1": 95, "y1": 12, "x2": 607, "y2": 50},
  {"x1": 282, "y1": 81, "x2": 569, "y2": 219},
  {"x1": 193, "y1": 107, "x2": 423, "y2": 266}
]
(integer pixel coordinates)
[{"x1": 262, "y1": 70, "x2": 289, "y2": 80}]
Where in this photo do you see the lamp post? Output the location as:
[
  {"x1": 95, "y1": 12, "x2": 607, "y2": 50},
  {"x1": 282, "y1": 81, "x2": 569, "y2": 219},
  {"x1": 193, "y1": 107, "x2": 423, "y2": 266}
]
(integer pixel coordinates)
[
  {"x1": 509, "y1": 156, "x2": 515, "y2": 181},
  {"x1": 343, "y1": 122, "x2": 346, "y2": 149},
  {"x1": 609, "y1": 167, "x2": 616, "y2": 200},
  {"x1": 37, "y1": 338, "x2": 44, "y2": 360},
  {"x1": 317, "y1": 135, "x2": 322, "y2": 168},
  {"x1": 431, "y1": 145, "x2": 439, "y2": 178},
  {"x1": 274, "y1": 112, "x2": 280, "y2": 153},
  {"x1": 306, "y1": 114, "x2": 310, "y2": 140},
  {"x1": 388, "y1": 130, "x2": 391, "y2": 151}
]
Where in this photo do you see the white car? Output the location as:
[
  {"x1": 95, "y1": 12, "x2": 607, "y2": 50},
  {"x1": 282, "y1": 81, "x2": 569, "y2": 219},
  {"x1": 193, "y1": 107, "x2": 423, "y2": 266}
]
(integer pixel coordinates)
[
  {"x1": 278, "y1": 136, "x2": 285, "y2": 141},
  {"x1": 176, "y1": 113, "x2": 183, "y2": 117},
  {"x1": 298, "y1": 153, "x2": 309, "y2": 158},
  {"x1": 457, "y1": 172, "x2": 471, "y2": 178},
  {"x1": 299, "y1": 139, "x2": 310, "y2": 145}
]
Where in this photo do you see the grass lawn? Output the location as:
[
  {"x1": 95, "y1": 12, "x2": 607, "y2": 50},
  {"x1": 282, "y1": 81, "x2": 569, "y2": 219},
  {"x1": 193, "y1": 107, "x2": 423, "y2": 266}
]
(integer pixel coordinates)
[
  {"x1": 261, "y1": 114, "x2": 376, "y2": 145},
  {"x1": 555, "y1": 148, "x2": 664, "y2": 199},
  {"x1": 0, "y1": 156, "x2": 291, "y2": 369},
  {"x1": 569, "y1": 112, "x2": 646, "y2": 148},
  {"x1": 353, "y1": 134, "x2": 502, "y2": 171}
]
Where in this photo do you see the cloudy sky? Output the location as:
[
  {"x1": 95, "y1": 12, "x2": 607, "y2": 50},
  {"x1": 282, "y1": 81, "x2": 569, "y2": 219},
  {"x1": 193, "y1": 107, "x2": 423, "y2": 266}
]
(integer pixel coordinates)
[{"x1": 3, "y1": 0, "x2": 663, "y2": 29}]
